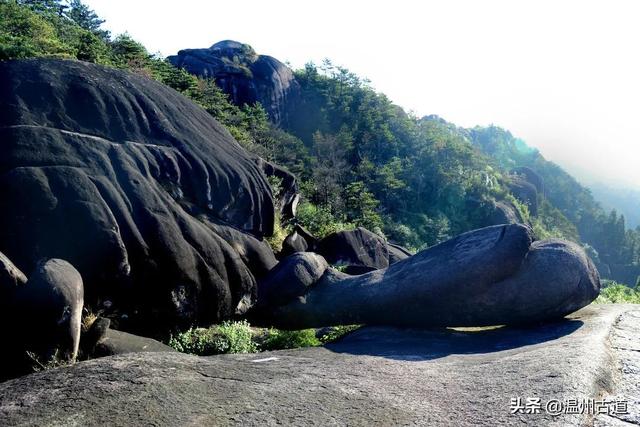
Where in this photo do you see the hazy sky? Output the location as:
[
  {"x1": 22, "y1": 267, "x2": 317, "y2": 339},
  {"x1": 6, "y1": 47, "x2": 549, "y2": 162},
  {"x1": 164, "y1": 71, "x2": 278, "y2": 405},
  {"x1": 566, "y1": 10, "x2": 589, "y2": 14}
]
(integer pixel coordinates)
[{"x1": 85, "y1": 0, "x2": 640, "y2": 190}]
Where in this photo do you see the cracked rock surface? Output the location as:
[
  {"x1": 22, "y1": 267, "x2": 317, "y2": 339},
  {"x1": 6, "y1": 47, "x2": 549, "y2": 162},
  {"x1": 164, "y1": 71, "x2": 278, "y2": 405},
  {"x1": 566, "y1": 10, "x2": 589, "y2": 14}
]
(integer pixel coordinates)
[
  {"x1": 595, "y1": 309, "x2": 640, "y2": 426},
  {"x1": 1, "y1": 305, "x2": 637, "y2": 426}
]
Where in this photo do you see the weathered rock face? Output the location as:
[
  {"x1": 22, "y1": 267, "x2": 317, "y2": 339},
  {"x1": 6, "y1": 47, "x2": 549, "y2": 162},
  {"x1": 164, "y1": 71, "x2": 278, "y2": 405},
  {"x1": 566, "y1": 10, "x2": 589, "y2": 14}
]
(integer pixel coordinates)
[
  {"x1": 257, "y1": 252, "x2": 328, "y2": 307},
  {"x1": 0, "y1": 255, "x2": 84, "y2": 381},
  {"x1": 512, "y1": 166, "x2": 544, "y2": 195},
  {"x1": 14, "y1": 259, "x2": 84, "y2": 361},
  {"x1": 316, "y1": 227, "x2": 390, "y2": 270},
  {"x1": 280, "y1": 225, "x2": 318, "y2": 259},
  {"x1": 257, "y1": 224, "x2": 601, "y2": 329},
  {"x1": 0, "y1": 252, "x2": 27, "y2": 311},
  {"x1": 168, "y1": 40, "x2": 300, "y2": 126},
  {"x1": 280, "y1": 228, "x2": 310, "y2": 258},
  {"x1": 489, "y1": 200, "x2": 525, "y2": 225},
  {"x1": 0, "y1": 58, "x2": 277, "y2": 332},
  {"x1": 387, "y1": 243, "x2": 412, "y2": 264},
  {"x1": 256, "y1": 158, "x2": 299, "y2": 221},
  {"x1": 280, "y1": 226, "x2": 410, "y2": 268},
  {"x1": 507, "y1": 175, "x2": 539, "y2": 216}
]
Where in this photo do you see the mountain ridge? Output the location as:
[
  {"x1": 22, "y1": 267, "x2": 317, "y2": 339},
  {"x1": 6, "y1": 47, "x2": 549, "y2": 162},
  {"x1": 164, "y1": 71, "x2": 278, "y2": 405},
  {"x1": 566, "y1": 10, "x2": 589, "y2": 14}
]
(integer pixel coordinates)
[{"x1": 0, "y1": 1, "x2": 637, "y2": 285}]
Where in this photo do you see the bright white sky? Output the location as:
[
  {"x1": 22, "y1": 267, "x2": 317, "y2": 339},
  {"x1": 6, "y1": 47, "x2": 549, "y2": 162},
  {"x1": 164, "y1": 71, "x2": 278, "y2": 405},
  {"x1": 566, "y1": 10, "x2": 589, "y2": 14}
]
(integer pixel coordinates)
[{"x1": 85, "y1": 0, "x2": 640, "y2": 190}]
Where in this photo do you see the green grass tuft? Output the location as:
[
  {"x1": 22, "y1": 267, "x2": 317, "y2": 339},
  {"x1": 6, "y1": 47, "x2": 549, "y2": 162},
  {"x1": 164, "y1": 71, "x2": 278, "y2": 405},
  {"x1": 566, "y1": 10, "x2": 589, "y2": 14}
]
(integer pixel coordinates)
[{"x1": 261, "y1": 328, "x2": 321, "y2": 350}]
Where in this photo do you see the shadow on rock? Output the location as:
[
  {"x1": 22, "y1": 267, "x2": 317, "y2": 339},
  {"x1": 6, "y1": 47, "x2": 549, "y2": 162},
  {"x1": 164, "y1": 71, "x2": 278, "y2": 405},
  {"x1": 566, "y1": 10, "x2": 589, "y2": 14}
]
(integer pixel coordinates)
[{"x1": 325, "y1": 318, "x2": 584, "y2": 361}]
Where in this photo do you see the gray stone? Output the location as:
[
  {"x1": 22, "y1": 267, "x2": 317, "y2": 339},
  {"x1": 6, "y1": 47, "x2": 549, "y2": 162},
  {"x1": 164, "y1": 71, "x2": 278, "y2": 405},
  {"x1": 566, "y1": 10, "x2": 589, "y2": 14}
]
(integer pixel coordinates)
[
  {"x1": 387, "y1": 242, "x2": 412, "y2": 264},
  {"x1": 0, "y1": 305, "x2": 634, "y2": 426},
  {"x1": 280, "y1": 225, "x2": 318, "y2": 259},
  {"x1": 280, "y1": 229, "x2": 309, "y2": 258},
  {"x1": 507, "y1": 174, "x2": 539, "y2": 216},
  {"x1": 257, "y1": 252, "x2": 328, "y2": 307},
  {"x1": 0, "y1": 252, "x2": 26, "y2": 289},
  {"x1": 512, "y1": 166, "x2": 545, "y2": 195},
  {"x1": 595, "y1": 308, "x2": 640, "y2": 426},
  {"x1": 0, "y1": 252, "x2": 26, "y2": 315},
  {"x1": 92, "y1": 329, "x2": 175, "y2": 357},
  {"x1": 256, "y1": 159, "x2": 299, "y2": 222},
  {"x1": 490, "y1": 200, "x2": 525, "y2": 225},
  {"x1": 14, "y1": 259, "x2": 84, "y2": 361},
  {"x1": 0, "y1": 58, "x2": 278, "y2": 332},
  {"x1": 262, "y1": 224, "x2": 600, "y2": 329},
  {"x1": 316, "y1": 227, "x2": 389, "y2": 270},
  {"x1": 168, "y1": 41, "x2": 300, "y2": 126}
]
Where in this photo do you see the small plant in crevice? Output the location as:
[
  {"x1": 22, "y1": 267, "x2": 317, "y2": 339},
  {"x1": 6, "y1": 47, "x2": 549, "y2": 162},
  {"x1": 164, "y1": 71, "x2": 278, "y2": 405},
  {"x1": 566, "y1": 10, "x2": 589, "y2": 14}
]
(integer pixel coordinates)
[
  {"x1": 318, "y1": 325, "x2": 362, "y2": 344},
  {"x1": 26, "y1": 350, "x2": 70, "y2": 373}
]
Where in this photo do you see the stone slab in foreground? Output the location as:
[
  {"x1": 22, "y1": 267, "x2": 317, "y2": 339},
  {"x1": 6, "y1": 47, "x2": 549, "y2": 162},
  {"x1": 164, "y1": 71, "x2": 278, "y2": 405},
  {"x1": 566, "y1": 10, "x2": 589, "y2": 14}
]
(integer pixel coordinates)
[{"x1": 0, "y1": 305, "x2": 638, "y2": 426}]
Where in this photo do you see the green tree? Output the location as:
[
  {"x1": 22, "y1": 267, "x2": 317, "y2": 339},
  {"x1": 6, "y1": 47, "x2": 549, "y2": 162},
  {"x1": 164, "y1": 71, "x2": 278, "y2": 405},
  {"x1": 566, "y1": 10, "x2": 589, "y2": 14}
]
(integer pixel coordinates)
[
  {"x1": 66, "y1": 0, "x2": 109, "y2": 40},
  {"x1": 0, "y1": 0, "x2": 71, "y2": 60}
]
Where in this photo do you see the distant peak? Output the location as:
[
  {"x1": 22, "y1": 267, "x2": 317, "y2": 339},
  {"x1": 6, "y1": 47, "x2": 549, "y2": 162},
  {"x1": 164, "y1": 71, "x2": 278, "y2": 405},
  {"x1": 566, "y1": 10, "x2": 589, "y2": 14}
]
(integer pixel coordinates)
[
  {"x1": 210, "y1": 40, "x2": 245, "y2": 50},
  {"x1": 208, "y1": 40, "x2": 257, "y2": 61}
]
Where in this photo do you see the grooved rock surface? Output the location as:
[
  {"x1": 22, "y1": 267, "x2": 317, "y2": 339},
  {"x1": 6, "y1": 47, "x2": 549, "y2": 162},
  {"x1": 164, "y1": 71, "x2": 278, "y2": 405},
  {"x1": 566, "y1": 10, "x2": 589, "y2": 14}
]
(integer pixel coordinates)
[
  {"x1": 0, "y1": 58, "x2": 277, "y2": 331},
  {"x1": 0, "y1": 305, "x2": 636, "y2": 426},
  {"x1": 263, "y1": 225, "x2": 600, "y2": 330}
]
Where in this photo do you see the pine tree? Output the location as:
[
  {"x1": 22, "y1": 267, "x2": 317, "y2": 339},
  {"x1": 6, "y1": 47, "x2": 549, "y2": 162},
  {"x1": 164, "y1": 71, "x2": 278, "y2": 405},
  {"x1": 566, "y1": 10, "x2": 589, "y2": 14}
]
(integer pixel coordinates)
[{"x1": 66, "y1": 0, "x2": 109, "y2": 40}]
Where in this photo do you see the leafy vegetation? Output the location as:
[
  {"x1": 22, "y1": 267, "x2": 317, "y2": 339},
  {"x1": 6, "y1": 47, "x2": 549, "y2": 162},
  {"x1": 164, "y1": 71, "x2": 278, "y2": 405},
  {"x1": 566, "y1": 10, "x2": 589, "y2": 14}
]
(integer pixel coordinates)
[
  {"x1": 168, "y1": 320, "x2": 258, "y2": 356},
  {"x1": 594, "y1": 281, "x2": 640, "y2": 304},
  {"x1": 317, "y1": 325, "x2": 362, "y2": 343},
  {"x1": 261, "y1": 328, "x2": 321, "y2": 350},
  {"x1": 468, "y1": 125, "x2": 640, "y2": 271},
  {"x1": 167, "y1": 321, "x2": 361, "y2": 355},
  {"x1": 1, "y1": 0, "x2": 638, "y2": 282}
]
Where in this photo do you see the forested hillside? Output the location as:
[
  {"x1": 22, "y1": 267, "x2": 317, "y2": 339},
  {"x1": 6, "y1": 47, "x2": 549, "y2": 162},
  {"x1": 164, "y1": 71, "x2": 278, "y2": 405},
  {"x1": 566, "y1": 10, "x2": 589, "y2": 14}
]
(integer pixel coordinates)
[
  {"x1": 589, "y1": 183, "x2": 640, "y2": 229},
  {"x1": 1, "y1": 0, "x2": 638, "y2": 285}
]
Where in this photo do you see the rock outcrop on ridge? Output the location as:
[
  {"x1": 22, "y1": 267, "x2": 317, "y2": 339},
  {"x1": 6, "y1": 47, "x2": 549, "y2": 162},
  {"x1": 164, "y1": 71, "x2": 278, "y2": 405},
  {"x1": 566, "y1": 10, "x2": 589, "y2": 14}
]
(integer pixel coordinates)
[{"x1": 168, "y1": 40, "x2": 300, "y2": 126}]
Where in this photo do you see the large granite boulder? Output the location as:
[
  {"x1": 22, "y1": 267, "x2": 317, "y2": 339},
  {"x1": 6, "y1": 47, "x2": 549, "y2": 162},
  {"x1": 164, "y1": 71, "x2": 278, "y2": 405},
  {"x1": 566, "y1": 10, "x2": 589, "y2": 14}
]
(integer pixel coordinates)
[
  {"x1": 467, "y1": 198, "x2": 524, "y2": 227},
  {"x1": 0, "y1": 255, "x2": 84, "y2": 381},
  {"x1": 489, "y1": 200, "x2": 525, "y2": 225},
  {"x1": 512, "y1": 166, "x2": 544, "y2": 195},
  {"x1": 0, "y1": 58, "x2": 277, "y2": 333},
  {"x1": 257, "y1": 224, "x2": 600, "y2": 329},
  {"x1": 387, "y1": 243, "x2": 412, "y2": 264},
  {"x1": 507, "y1": 175, "x2": 539, "y2": 216},
  {"x1": 280, "y1": 224, "x2": 318, "y2": 259},
  {"x1": 316, "y1": 227, "x2": 390, "y2": 270},
  {"x1": 257, "y1": 252, "x2": 328, "y2": 307},
  {"x1": 13, "y1": 259, "x2": 84, "y2": 361},
  {"x1": 168, "y1": 40, "x2": 300, "y2": 126}
]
